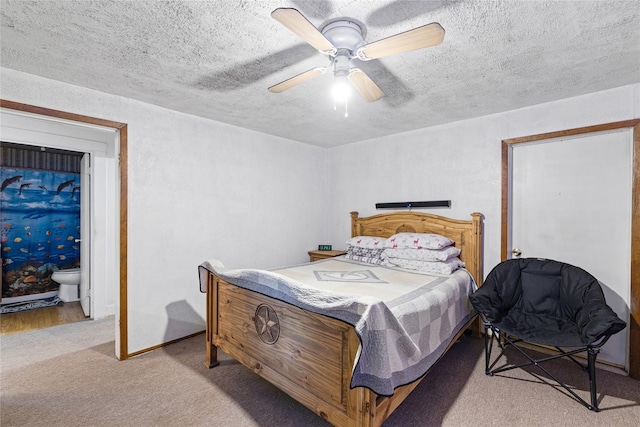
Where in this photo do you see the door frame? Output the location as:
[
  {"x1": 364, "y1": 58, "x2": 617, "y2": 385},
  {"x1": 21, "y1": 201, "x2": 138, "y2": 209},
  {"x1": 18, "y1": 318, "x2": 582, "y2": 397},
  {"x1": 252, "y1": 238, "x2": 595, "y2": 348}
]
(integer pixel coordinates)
[
  {"x1": 80, "y1": 152, "x2": 91, "y2": 317},
  {"x1": 501, "y1": 119, "x2": 640, "y2": 379},
  {"x1": 1, "y1": 99, "x2": 130, "y2": 360}
]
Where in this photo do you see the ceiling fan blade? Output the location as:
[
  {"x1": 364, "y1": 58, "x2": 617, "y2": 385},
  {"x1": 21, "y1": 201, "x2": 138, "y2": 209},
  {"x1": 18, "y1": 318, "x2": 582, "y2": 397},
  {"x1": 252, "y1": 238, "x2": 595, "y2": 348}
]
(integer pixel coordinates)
[
  {"x1": 271, "y1": 8, "x2": 336, "y2": 54},
  {"x1": 348, "y1": 68, "x2": 384, "y2": 102},
  {"x1": 356, "y1": 23, "x2": 445, "y2": 60},
  {"x1": 268, "y1": 67, "x2": 327, "y2": 93}
]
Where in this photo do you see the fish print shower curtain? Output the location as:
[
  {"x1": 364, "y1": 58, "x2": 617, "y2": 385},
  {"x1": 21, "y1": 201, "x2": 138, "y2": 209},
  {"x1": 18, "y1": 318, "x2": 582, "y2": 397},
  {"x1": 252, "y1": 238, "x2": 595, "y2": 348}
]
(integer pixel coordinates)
[{"x1": 1, "y1": 167, "x2": 81, "y2": 301}]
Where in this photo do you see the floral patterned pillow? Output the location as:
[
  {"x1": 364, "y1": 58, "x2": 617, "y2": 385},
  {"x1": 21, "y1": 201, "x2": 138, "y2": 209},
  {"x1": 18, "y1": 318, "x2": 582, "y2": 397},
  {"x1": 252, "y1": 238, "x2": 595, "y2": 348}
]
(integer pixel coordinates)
[
  {"x1": 383, "y1": 233, "x2": 454, "y2": 250},
  {"x1": 345, "y1": 235, "x2": 387, "y2": 249}
]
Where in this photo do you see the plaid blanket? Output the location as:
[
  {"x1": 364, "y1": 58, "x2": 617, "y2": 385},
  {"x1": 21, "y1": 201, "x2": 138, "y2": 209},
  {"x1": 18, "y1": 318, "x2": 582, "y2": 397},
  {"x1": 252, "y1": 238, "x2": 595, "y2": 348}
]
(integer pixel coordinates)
[{"x1": 198, "y1": 257, "x2": 477, "y2": 396}]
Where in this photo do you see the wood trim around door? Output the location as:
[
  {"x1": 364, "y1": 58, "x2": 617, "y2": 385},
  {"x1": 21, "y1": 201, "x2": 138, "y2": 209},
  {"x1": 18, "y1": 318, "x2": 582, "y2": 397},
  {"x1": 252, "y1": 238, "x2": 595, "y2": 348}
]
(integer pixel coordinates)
[
  {"x1": 501, "y1": 119, "x2": 640, "y2": 379},
  {"x1": 1, "y1": 99, "x2": 129, "y2": 360}
]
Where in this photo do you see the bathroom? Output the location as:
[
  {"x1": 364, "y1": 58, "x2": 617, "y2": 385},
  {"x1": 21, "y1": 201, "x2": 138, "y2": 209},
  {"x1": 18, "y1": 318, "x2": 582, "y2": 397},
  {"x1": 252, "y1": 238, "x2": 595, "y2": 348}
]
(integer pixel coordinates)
[
  {"x1": 1, "y1": 142, "x2": 85, "y2": 314},
  {"x1": 1, "y1": 107, "x2": 121, "y2": 333}
]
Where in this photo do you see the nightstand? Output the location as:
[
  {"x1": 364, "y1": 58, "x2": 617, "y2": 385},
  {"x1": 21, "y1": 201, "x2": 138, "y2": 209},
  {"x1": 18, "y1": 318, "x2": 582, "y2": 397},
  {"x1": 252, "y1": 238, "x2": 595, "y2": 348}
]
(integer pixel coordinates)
[{"x1": 308, "y1": 250, "x2": 347, "y2": 262}]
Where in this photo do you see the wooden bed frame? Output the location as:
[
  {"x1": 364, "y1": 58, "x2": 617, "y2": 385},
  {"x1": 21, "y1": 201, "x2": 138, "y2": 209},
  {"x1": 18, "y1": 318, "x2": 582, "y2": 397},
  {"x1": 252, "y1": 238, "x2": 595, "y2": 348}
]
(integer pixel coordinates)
[{"x1": 204, "y1": 211, "x2": 484, "y2": 426}]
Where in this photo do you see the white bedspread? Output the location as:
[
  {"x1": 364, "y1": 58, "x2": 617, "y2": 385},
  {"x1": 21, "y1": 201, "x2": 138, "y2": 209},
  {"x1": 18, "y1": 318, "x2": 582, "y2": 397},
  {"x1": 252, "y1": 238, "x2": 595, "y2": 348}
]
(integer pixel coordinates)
[{"x1": 198, "y1": 256, "x2": 477, "y2": 396}]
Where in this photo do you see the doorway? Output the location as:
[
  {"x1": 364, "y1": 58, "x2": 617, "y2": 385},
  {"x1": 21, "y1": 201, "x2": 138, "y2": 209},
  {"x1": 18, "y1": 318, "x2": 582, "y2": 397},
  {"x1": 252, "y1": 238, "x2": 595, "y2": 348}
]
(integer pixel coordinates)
[
  {"x1": 0, "y1": 100, "x2": 128, "y2": 359},
  {"x1": 501, "y1": 119, "x2": 640, "y2": 379},
  {"x1": 511, "y1": 130, "x2": 631, "y2": 367}
]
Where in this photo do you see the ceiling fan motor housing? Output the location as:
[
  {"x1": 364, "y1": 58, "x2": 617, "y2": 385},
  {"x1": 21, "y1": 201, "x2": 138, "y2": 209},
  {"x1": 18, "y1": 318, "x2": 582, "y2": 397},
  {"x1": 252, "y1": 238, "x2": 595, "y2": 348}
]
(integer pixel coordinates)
[{"x1": 321, "y1": 20, "x2": 364, "y2": 55}]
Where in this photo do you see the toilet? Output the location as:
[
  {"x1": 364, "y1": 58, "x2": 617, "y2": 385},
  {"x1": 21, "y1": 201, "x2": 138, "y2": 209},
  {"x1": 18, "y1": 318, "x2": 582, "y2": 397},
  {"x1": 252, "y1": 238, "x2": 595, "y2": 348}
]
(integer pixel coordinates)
[{"x1": 51, "y1": 268, "x2": 81, "y2": 302}]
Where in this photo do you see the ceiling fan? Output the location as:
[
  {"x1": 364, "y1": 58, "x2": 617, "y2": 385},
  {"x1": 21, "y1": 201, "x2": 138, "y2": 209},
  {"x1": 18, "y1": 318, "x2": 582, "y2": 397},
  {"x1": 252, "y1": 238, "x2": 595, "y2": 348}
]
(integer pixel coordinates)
[{"x1": 268, "y1": 8, "x2": 445, "y2": 105}]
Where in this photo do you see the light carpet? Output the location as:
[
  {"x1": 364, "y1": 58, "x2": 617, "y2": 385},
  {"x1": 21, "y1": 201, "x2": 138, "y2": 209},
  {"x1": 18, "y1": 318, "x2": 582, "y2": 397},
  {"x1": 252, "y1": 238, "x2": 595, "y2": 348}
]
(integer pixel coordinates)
[{"x1": 1, "y1": 317, "x2": 639, "y2": 426}]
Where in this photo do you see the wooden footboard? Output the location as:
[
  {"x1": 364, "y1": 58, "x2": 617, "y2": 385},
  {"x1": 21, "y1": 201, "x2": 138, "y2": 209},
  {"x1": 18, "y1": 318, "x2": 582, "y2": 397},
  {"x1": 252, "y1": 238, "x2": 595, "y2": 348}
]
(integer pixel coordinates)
[
  {"x1": 205, "y1": 272, "x2": 376, "y2": 426},
  {"x1": 205, "y1": 271, "x2": 476, "y2": 427}
]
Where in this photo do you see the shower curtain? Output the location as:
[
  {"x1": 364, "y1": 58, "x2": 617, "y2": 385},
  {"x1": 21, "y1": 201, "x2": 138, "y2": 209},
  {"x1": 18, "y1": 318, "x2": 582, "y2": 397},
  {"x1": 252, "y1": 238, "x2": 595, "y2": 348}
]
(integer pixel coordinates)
[{"x1": 1, "y1": 167, "x2": 81, "y2": 302}]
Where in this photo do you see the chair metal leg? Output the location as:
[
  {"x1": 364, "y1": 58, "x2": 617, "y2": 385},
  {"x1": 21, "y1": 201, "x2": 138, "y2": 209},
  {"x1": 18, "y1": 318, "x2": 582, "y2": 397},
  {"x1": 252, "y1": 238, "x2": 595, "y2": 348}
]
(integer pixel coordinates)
[
  {"x1": 483, "y1": 326, "x2": 599, "y2": 411},
  {"x1": 484, "y1": 325, "x2": 511, "y2": 375},
  {"x1": 483, "y1": 324, "x2": 491, "y2": 374},
  {"x1": 587, "y1": 347, "x2": 600, "y2": 412}
]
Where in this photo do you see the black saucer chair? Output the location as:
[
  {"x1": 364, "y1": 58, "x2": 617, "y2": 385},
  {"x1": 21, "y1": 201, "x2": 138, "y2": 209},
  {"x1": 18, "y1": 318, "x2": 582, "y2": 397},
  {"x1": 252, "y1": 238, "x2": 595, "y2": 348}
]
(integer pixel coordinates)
[{"x1": 469, "y1": 258, "x2": 626, "y2": 411}]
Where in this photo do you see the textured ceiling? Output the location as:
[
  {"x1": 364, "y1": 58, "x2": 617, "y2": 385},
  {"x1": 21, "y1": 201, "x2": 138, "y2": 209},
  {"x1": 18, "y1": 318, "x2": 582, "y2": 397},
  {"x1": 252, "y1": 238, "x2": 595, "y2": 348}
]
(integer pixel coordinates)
[{"x1": 1, "y1": 0, "x2": 639, "y2": 147}]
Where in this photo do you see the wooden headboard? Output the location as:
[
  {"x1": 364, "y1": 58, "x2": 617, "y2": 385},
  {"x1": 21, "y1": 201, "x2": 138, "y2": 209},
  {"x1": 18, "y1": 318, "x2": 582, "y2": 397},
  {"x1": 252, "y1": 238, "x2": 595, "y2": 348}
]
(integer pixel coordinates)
[{"x1": 350, "y1": 211, "x2": 484, "y2": 286}]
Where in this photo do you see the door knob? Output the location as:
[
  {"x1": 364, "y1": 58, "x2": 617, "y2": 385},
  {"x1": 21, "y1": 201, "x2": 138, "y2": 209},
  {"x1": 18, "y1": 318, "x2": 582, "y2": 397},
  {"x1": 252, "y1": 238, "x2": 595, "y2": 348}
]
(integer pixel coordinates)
[{"x1": 512, "y1": 248, "x2": 522, "y2": 257}]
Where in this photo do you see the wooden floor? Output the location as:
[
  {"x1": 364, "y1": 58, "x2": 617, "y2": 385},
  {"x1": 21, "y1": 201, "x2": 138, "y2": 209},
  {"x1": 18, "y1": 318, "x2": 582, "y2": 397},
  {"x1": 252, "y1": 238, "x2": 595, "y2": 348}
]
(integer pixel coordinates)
[{"x1": 0, "y1": 301, "x2": 87, "y2": 336}]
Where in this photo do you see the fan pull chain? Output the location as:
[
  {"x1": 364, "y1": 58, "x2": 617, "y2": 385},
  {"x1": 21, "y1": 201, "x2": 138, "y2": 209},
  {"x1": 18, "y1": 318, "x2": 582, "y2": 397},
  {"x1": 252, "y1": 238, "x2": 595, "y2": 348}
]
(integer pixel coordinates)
[{"x1": 333, "y1": 99, "x2": 349, "y2": 118}]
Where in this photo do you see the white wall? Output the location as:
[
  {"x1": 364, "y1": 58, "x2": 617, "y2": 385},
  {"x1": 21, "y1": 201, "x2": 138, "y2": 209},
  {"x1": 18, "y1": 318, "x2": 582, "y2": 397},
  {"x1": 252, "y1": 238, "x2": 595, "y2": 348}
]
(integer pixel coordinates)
[
  {"x1": 1, "y1": 68, "x2": 328, "y2": 353},
  {"x1": 3, "y1": 66, "x2": 637, "y2": 354},
  {"x1": 327, "y1": 83, "x2": 640, "y2": 279}
]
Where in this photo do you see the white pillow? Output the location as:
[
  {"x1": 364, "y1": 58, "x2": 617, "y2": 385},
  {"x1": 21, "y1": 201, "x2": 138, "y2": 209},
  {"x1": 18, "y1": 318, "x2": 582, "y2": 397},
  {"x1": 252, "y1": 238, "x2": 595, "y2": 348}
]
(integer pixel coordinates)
[
  {"x1": 384, "y1": 233, "x2": 454, "y2": 250},
  {"x1": 384, "y1": 257, "x2": 465, "y2": 275},
  {"x1": 382, "y1": 246, "x2": 461, "y2": 262},
  {"x1": 345, "y1": 235, "x2": 387, "y2": 249}
]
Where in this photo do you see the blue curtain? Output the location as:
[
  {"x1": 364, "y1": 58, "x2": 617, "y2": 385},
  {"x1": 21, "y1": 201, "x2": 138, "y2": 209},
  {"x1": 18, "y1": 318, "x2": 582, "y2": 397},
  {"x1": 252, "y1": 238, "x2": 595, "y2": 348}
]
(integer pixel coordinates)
[{"x1": 1, "y1": 167, "x2": 81, "y2": 299}]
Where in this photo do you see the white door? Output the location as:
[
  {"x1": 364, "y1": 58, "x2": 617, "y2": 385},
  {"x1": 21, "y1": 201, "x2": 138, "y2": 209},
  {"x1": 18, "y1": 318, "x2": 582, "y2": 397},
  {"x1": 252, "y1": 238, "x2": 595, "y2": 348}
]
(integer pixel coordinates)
[
  {"x1": 80, "y1": 153, "x2": 91, "y2": 317},
  {"x1": 511, "y1": 130, "x2": 632, "y2": 368}
]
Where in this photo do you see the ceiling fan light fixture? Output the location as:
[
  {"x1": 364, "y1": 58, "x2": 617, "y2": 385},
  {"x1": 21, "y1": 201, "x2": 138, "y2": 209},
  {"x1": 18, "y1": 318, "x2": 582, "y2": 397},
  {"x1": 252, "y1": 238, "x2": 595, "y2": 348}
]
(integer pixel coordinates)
[
  {"x1": 332, "y1": 75, "x2": 351, "y2": 103},
  {"x1": 332, "y1": 53, "x2": 351, "y2": 117},
  {"x1": 332, "y1": 73, "x2": 350, "y2": 118}
]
